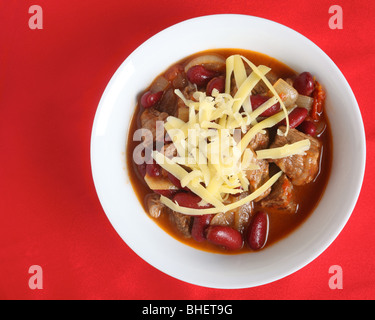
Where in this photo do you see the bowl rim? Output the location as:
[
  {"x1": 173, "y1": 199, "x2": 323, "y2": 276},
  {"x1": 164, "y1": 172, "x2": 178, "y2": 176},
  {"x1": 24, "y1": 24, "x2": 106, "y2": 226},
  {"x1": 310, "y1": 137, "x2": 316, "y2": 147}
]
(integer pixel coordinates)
[{"x1": 90, "y1": 14, "x2": 366, "y2": 289}]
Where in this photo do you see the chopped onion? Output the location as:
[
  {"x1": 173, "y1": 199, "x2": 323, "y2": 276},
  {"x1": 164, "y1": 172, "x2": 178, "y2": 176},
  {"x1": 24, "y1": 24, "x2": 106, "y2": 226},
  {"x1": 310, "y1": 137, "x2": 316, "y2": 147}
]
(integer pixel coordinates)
[
  {"x1": 273, "y1": 78, "x2": 298, "y2": 107},
  {"x1": 184, "y1": 54, "x2": 226, "y2": 73},
  {"x1": 296, "y1": 94, "x2": 314, "y2": 111},
  {"x1": 210, "y1": 211, "x2": 234, "y2": 226},
  {"x1": 150, "y1": 75, "x2": 169, "y2": 93},
  {"x1": 144, "y1": 173, "x2": 178, "y2": 191},
  {"x1": 177, "y1": 105, "x2": 189, "y2": 122}
]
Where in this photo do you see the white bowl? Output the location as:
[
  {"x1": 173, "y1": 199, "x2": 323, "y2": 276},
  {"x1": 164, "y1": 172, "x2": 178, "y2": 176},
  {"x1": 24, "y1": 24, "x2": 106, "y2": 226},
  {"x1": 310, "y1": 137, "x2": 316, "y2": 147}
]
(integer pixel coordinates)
[{"x1": 90, "y1": 14, "x2": 366, "y2": 288}]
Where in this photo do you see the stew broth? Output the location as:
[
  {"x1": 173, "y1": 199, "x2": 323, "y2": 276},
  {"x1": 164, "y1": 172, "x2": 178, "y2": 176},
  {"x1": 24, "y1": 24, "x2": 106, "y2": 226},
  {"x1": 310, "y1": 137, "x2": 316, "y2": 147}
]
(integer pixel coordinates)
[{"x1": 126, "y1": 49, "x2": 332, "y2": 254}]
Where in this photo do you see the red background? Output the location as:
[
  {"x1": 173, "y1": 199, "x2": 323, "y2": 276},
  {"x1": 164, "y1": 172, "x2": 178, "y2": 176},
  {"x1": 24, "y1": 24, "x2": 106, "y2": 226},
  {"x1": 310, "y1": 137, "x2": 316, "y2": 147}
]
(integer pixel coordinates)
[{"x1": 1, "y1": 0, "x2": 373, "y2": 299}]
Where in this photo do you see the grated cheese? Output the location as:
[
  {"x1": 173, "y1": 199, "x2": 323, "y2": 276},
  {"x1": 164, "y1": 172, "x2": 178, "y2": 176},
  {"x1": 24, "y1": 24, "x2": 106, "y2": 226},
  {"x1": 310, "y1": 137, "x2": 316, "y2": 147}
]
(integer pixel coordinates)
[
  {"x1": 256, "y1": 139, "x2": 311, "y2": 159},
  {"x1": 149, "y1": 54, "x2": 312, "y2": 215},
  {"x1": 159, "y1": 171, "x2": 283, "y2": 215},
  {"x1": 152, "y1": 151, "x2": 225, "y2": 209}
]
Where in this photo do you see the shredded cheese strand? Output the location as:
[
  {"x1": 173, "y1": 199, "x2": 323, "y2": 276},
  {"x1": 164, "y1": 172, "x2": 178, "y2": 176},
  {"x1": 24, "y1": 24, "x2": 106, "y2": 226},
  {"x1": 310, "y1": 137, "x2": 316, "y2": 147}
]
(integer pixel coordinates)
[
  {"x1": 256, "y1": 139, "x2": 311, "y2": 159},
  {"x1": 160, "y1": 171, "x2": 283, "y2": 215},
  {"x1": 232, "y1": 65, "x2": 271, "y2": 114},
  {"x1": 240, "y1": 107, "x2": 294, "y2": 154},
  {"x1": 240, "y1": 55, "x2": 290, "y2": 135},
  {"x1": 152, "y1": 151, "x2": 225, "y2": 209}
]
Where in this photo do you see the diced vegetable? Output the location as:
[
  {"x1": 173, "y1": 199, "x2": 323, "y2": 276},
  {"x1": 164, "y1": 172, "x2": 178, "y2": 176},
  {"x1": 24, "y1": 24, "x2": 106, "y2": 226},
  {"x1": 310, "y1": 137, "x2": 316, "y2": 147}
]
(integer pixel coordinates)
[
  {"x1": 273, "y1": 78, "x2": 298, "y2": 107},
  {"x1": 311, "y1": 81, "x2": 326, "y2": 120},
  {"x1": 150, "y1": 75, "x2": 169, "y2": 92},
  {"x1": 144, "y1": 173, "x2": 178, "y2": 191},
  {"x1": 184, "y1": 54, "x2": 226, "y2": 73},
  {"x1": 296, "y1": 94, "x2": 314, "y2": 111}
]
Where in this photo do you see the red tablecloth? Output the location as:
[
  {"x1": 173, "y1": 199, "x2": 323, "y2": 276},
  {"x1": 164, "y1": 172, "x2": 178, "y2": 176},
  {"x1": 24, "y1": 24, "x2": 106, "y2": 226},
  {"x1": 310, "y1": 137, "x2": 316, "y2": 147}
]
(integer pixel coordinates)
[{"x1": 1, "y1": 0, "x2": 373, "y2": 300}]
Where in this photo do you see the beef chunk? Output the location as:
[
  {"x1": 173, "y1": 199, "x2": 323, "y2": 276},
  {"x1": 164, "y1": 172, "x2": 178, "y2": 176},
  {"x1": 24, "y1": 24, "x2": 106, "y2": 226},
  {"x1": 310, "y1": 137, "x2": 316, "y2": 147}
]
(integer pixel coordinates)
[
  {"x1": 140, "y1": 107, "x2": 168, "y2": 143},
  {"x1": 160, "y1": 143, "x2": 178, "y2": 178},
  {"x1": 249, "y1": 130, "x2": 269, "y2": 151},
  {"x1": 210, "y1": 192, "x2": 253, "y2": 233},
  {"x1": 260, "y1": 174, "x2": 297, "y2": 214},
  {"x1": 270, "y1": 126, "x2": 321, "y2": 185},
  {"x1": 169, "y1": 211, "x2": 193, "y2": 238},
  {"x1": 175, "y1": 82, "x2": 198, "y2": 122},
  {"x1": 231, "y1": 71, "x2": 277, "y2": 96},
  {"x1": 230, "y1": 192, "x2": 253, "y2": 232},
  {"x1": 156, "y1": 88, "x2": 178, "y2": 116},
  {"x1": 245, "y1": 150, "x2": 271, "y2": 201},
  {"x1": 145, "y1": 193, "x2": 166, "y2": 218},
  {"x1": 181, "y1": 81, "x2": 197, "y2": 100},
  {"x1": 252, "y1": 71, "x2": 278, "y2": 95}
]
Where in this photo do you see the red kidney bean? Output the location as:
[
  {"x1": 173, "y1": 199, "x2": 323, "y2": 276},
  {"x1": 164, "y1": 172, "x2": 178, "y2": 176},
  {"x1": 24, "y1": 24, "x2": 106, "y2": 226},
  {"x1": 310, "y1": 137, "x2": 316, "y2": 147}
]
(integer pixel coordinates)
[
  {"x1": 293, "y1": 72, "x2": 314, "y2": 96},
  {"x1": 137, "y1": 163, "x2": 147, "y2": 177},
  {"x1": 250, "y1": 95, "x2": 281, "y2": 117},
  {"x1": 186, "y1": 65, "x2": 217, "y2": 87},
  {"x1": 247, "y1": 211, "x2": 269, "y2": 250},
  {"x1": 297, "y1": 120, "x2": 317, "y2": 136},
  {"x1": 206, "y1": 226, "x2": 243, "y2": 251},
  {"x1": 250, "y1": 94, "x2": 268, "y2": 108},
  {"x1": 140, "y1": 91, "x2": 163, "y2": 108},
  {"x1": 231, "y1": 186, "x2": 243, "y2": 197},
  {"x1": 167, "y1": 172, "x2": 190, "y2": 191},
  {"x1": 167, "y1": 172, "x2": 182, "y2": 189},
  {"x1": 172, "y1": 192, "x2": 213, "y2": 209},
  {"x1": 146, "y1": 162, "x2": 162, "y2": 177},
  {"x1": 191, "y1": 214, "x2": 214, "y2": 242},
  {"x1": 206, "y1": 76, "x2": 225, "y2": 95},
  {"x1": 279, "y1": 107, "x2": 308, "y2": 128},
  {"x1": 154, "y1": 189, "x2": 178, "y2": 198}
]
